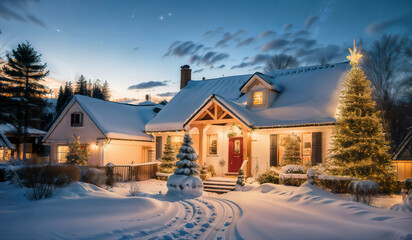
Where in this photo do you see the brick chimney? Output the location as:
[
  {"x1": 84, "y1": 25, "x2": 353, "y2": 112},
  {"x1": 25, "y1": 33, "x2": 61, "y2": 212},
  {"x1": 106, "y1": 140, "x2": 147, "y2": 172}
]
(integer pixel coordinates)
[
  {"x1": 180, "y1": 65, "x2": 191, "y2": 89},
  {"x1": 145, "y1": 94, "x2": 150, "y2": 101}
]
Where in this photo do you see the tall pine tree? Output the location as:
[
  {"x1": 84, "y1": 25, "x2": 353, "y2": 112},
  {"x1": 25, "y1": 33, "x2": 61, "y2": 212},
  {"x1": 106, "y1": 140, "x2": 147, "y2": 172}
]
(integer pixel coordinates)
[
  {"x1": 159, "y1": 136, "x2": 177, "y2": 173},
  {"x1": 327, "y1": 40, "x2": 396, "y2": 193},
  {"x1": 2, "y1": 42, "x2": 49, "y2": 160},
  {"x1": 102, "y1": 80, "x2": 110, "y2": 100},
  {"x1": 75, "y1": 75, "x2": 87, "y2": 95}
]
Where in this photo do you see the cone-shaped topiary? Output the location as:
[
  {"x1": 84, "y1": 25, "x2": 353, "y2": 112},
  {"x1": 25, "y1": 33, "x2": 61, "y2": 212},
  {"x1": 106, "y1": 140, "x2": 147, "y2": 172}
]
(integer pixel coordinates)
[
  {"x1": 175, "y1": 133, "x2": 200, "y2": 176},
  {"x1": 159, "y1": 136, "x2": 177, "y2": 173}
]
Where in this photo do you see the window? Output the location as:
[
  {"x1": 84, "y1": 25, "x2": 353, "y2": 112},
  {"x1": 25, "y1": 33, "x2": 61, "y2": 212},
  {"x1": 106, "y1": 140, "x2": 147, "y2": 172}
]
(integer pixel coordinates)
[
  {"x1": 71, "y1": 112, "x2": 83, "y2": 127},
  {"x1": 57, "y1": 145, "x2": 69, "y2": 163},
  {"x1": 207, "y1": 134, "x2": 218, "y2": 155},
  {"x1": 172, "y1": 136, "x2": 183, "y2": 153},
  {"x1": 252, "y1": 91, "x2": 263, "y2": 105}
]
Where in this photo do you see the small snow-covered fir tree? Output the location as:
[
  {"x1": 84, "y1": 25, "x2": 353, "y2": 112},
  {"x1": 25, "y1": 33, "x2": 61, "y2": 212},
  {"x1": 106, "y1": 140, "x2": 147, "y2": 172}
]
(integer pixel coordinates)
[
  {"x1": 281, "y1": 135, "x2": 302, "y2": 166},
  {"x1": 175, "y1": 134, "x2": 200, "y2": 176},
  {"x1": 327, "y1": 40, "x2": 396, "y2": 193},
  {"x1": 167, "y1": 133, "x2": 203, "y2": 198},
  {"x1": 236, "y1": 168, "x2": 245, "y2": 186},
  {"x1": 66, "y1": 135, "x2": 88, "y2": 165},
  {"x1": 159, "y1": 136, "x2": 177, "y2": 173}
]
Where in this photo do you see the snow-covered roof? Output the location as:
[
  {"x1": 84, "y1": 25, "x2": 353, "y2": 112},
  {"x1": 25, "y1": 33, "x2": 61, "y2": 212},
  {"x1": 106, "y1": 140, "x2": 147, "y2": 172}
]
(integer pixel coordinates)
[
  {"x1": 146, "y1": 62, "x2": 350, "y2": 132},
  {"x1": 122, "y1": 100, "x2": 158, "y2": 106},
  {"x1": 0, "y1": 123, "x2": 47, "y2": 136},
  {"x1": 393, "y1": 129, "x2": 412, "y2": 160},
  {"x1": 44, "y1": 95, "x2": 159, "y2": 142},
  {"x1": 0, "y1": 132, "x2": 14, "y2": 149}
]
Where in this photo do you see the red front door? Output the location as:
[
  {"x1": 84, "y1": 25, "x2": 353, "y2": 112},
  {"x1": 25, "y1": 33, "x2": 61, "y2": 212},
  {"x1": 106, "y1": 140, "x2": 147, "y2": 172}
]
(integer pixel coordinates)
[{"x1": 228, "y1": 137, "x2": 243, "y2": 172}]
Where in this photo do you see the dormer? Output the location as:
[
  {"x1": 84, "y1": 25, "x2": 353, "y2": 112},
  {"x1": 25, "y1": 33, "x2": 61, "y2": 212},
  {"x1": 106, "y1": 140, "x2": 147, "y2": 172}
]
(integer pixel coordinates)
[{"x1": 240, "y1": 72, "x2": 280, "y2": 109}]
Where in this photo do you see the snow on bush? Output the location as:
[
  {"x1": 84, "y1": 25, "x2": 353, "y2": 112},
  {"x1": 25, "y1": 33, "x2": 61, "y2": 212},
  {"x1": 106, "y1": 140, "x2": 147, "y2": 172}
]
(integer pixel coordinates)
[
  {"x1": 390, "y1": 192, "x2": 412, "y2": 212},
  {"x1": 81, "y1": 167, "x2": 105, "y2": 187},
  {"x1": 280, "y1": 165, "x2": 305, "y2": 174},
  {"x1": 316, "y1": 175, "x2": 354, "y2": 193},
  {"x1": 167, "y1": 133, "x2": 203, "y2": 198},
  {"x1": 257, "y1": 167, "x2": 279, "y2": 184},
  {"x1": 404, "y1": 178, "x2": 412, "y2": 191},
  {"x1": 307, "y1": 168, "x2": 315, "y2": 185},
  {"x1": 349, "y1": 180, "x2": 379, "y2": 204}
]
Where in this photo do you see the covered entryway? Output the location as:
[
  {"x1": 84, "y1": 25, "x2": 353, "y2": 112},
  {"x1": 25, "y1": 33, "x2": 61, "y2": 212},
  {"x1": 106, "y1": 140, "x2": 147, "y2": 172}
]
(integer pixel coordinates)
[{"x1": 184, "y1": 95, "x2": 252, "y2": 177}]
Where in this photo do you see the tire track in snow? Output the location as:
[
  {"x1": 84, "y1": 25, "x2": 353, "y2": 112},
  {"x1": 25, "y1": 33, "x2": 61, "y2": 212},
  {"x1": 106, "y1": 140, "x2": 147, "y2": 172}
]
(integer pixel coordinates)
[{"x1": 112, "y1": 196, "x2": 243, "y2": 240}]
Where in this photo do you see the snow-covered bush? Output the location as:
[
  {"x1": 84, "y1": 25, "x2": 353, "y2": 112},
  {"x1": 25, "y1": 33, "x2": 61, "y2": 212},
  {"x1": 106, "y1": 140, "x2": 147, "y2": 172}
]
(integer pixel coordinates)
[
  {"x1": 307, "y1": 168, "x2": 315, "y2": 185},
  {"x1": 236, "y1": 168, "x2": 245, "y2": 186},
  {"x1": 246, "y1": 177, "x2": 255, "y2": 184},
  {"x1": 129, "y1": 181, "x2": 139, "y2": 196},
  {"x1": 281, "y1": 165, "x2": 305, "y2": 174},
  {"x1": 315, "y1": 175, "x2": 354, "y2": 193},
  {"x1": 54, "y1": 173, "x2": 70, "y2": 187},
  {"x1": 349, "y1": 180, "x2": 379, "y2": 204},
  {"x1": 404, "y1": 178, "x2": 412, "y2": 192},
  {"x1": 81, "y1": 168, "x2": 105, "y2": 187},
  {"x1": 167, "y1": 133, "x2": 203, "y2": 198},
  {"x1": 200, "y1": 164, "x2": 208, "y2": 181},
  {"x1": 25, "y1": 168, "x2": 55, "y2": 200},
  {"x1": 280, "y1": 174, "x2": 307, "y2": 187},
  {"x1": 257, "y1": 168, "x2": 279, "y2": 184},
  {"x1": 15, "y1": 165, "x2": 80, "y2": 188},
  {"x1": 390, "y1": 192, "x2": 412, "y2": 212},
  {"x1": 0, "y1": 165, "x2": 12, "y2": 182},
  {"x1": 105, "y1": 162, "x2": 115, "y2": 188}
]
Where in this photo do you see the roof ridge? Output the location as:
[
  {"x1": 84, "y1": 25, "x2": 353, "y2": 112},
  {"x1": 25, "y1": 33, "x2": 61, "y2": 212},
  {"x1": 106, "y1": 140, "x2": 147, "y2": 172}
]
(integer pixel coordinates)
[{"x1": 74, "y1": 94, "x2": 157, "y2": 107}]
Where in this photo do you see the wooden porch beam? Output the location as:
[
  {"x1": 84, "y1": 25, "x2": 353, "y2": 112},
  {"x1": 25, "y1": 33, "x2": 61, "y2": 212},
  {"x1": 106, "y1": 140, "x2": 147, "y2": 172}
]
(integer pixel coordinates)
[
  {"x1": 219, "y1": 112, "x2": 228, "y2": 120},
  {"x1": 205, "y1": 109, "x2": 216, "y2": 120},
  {"x1": 192, "y1": 119, "x2": 236, "y2": 125}
]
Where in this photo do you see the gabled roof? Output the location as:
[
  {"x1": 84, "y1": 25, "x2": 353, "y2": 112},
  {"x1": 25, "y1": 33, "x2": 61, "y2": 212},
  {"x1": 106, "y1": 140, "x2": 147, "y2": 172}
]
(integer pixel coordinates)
[
  {"x1": 146, "y1": 62, "x2": 350, "y2": 132},
  {"x1": 0, "y1": 132, "x2": 14, "y2": 149},
  {"x1": 239, "y1": 72, "x2": 281, "y2": 93},
  {"x1": 44, "y1": 95, "x2": 158, "y2": 142},
  {"x1": 393, "y1": 129, "x2": 412, "y2": 160},
  {"x1": 0, "y1": 123, "x2": 47, "y2": 136}
]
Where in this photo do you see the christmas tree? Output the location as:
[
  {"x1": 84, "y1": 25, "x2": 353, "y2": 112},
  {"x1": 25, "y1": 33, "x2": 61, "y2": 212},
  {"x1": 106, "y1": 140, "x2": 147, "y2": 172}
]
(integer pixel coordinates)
[
  {"x1": 66, "y1": 135, "x2": 89, "y2": 166},
  {"x1": 159, "y1": 136, "x2": 177, "y2": 173},
  {"x1": 175, "y1": 133, "x2": 200, "y2": 176},
  {"x1": 281, "y1": 134, "x2": 302, "y2": 166},
  {"x1": 327, "y1": 40, "x2": 396, "y2": 193}
]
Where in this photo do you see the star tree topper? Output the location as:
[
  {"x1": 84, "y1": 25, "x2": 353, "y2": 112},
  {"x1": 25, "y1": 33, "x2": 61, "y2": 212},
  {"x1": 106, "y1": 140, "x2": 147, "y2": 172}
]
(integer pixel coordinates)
[{"x1": 347, "y1": 39, "x2": 363, "y2": 66}]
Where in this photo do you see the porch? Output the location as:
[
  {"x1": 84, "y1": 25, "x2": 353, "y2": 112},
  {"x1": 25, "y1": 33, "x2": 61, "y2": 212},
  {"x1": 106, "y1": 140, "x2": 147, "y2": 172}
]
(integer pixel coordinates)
[{"x1": 184, "y1": 98, "x2": 252, "y2": 177}]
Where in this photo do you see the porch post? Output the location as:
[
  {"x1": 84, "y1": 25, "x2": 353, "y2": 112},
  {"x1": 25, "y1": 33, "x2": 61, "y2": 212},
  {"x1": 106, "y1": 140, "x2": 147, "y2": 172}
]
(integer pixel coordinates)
[
  {"x1": 197, "y1": 125, "x2": 205, "y2": 167},
  {"x1": 242, "y1": 127, "x2": 252, "y2": 177}
]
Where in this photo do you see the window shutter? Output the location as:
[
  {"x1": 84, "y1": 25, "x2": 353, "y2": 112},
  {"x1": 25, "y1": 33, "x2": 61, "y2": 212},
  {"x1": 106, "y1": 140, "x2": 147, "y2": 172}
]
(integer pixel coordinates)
[
  {"x1": 155, "y1": 136, "x2": 162, "y2": 160},
  {"x1": 80, "y1": 113, "x2": 83, "y2": 126},
  {"x1": 71, "y1": 113, "x2": 74, "y2": 126},
  {"x1": 270, "y1": 134, "x2": 278, "y2": 167},
  {"x1": 311, "y1": 132, "x2": 322, "y2": 165}
]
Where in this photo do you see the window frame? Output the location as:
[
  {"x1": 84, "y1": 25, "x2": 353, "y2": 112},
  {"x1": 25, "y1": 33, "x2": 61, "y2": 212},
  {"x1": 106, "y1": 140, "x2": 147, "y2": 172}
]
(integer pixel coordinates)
[
  {"x1": 57, "y1": 145, "x2": 70, "y2": 163},
  {"x1": 207, "y1": 134, "x2": 218, "y2": 156},
  {"x1": 71, "y1": 112, "x2": 84, "y2": 127},
  {"x1": 252, "y1": 90, "x2": 264, "y2": 105}
]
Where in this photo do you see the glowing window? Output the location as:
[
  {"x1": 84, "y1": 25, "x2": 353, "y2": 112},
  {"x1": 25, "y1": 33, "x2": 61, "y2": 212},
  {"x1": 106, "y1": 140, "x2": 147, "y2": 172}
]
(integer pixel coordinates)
[
  {"x1": 207, "y1": 134, "x2": 218, "y2": 155},
  {"x1": 57, "y1": 145, "x2": 69, "y2": 163},
  {"x1": 252, "y1": 91, "x2": 263, "y2": 105},
  {"x1": 172, "y1": 136, "x2": 183, "y2": 153}
]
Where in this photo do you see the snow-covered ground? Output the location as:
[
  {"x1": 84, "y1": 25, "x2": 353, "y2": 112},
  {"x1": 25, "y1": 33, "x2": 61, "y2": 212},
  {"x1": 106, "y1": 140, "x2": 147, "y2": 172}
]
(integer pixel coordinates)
[{"x1": 0, "y1": 180, "x2": 411, "y2": 240}]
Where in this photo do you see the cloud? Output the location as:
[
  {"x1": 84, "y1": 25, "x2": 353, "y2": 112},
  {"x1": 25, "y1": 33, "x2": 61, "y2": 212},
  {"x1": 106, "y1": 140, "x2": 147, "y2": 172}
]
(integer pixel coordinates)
[
  {"x1": 128, "y1": 81, "x2": 168, "y2": 90},
  {"x1": 193, "y1": 68, "x2": 204, "y2": 73},
  {"x1": 26, "y1": 14, "x2": 48, "y2": 29},
  {"x1": 291, "y1": 38, "x2": 317, "y2": 48},
  {"x1": 157, "y1": 92, "x2": 177, "y2": 97},
  {"x1": 259, "y1": 30, "x2": 276, "y2": 38},
  {"x1": 190, "y1": 51, "x2": 229, "y2": 67},
  {"x1": 262, "y1": 39, "x2": 290, "y2": 52},
  {"x1": 283, "y1": 23, "x2": 293, "y2": 32},
  {"x1": 366, "y1": 14, "x2": 412, "y2": 33},
  {"x1": 237, "y1": 37, "x2": 254, "y2": 47},
  {"x1": 292, "y1": 30, "x2": 310, "y2": 38},
  {"x1": 215, "y1": 30, "x2": 246, "y2": 47},
  {"x1": 231, "y1": 54, "x2": 271, "y2": 69},
  {"x1": 203, "y1": 27, "x2": 224, "y2": 38},
  {"x1": 304, "y1": 15, "x2": 319, "y2": 29},
  {"x1": 0, "y1": 1, "x2": 48, "y2": 29},
  {"x1": 164, "y1": 41, "x2": 203, "y2": 57},
  {"x1": 217, "y1": 64, "x2": 226, "y2": 69}
]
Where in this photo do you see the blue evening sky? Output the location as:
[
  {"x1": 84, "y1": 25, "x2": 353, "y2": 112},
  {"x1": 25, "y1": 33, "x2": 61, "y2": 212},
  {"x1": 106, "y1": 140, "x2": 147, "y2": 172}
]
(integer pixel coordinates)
[{"x1": 0, "y1": 0, "x2": 411, "y2": 100}]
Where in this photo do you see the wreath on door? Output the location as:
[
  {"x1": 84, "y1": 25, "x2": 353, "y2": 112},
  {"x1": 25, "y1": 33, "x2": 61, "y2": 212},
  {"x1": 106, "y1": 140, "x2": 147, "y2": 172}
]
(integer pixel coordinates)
[{"x1": 227, "y1": 123, "x2": 243, "y2": 138}]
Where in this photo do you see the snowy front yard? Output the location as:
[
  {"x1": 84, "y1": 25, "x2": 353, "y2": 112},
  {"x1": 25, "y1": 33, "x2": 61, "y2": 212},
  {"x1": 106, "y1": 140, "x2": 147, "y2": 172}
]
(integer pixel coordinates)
[{"x1": 0, "y1": 180, "x2": 411, "y2": 240}]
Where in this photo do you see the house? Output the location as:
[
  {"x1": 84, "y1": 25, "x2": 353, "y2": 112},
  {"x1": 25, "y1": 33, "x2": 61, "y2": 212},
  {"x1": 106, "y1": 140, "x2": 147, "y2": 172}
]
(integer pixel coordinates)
[
  {"x1": 393, "y1": 129, "x2": 412, "y2": 180},
  {"x1": 145, "y1": 63, "x2": 350, "y2": 177},
  {"x1": 0, "y1": 123, "x2": 47, "y2": 162},
  {"x1": 43, "y1": 95, "x2": 160, "y2": 166},
  {"x1": 0, "y1": 131, "x2": 14, "y2": 162}
]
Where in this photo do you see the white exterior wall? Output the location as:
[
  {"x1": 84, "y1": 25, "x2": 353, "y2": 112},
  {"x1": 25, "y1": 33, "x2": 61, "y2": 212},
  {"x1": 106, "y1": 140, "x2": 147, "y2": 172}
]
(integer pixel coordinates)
[
  {"x1": 251, "y1": 125, "x2": 333, "y2": 177},
  {"x1": 45, "y1": 101, "x2": 154, "y2": 166}
]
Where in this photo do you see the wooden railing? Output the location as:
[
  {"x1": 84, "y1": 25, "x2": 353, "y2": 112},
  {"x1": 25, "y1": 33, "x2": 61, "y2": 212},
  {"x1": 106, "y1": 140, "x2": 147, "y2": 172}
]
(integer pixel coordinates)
[{"x1": 97, "y1": 162, "x2": 159, "y2": 182}]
